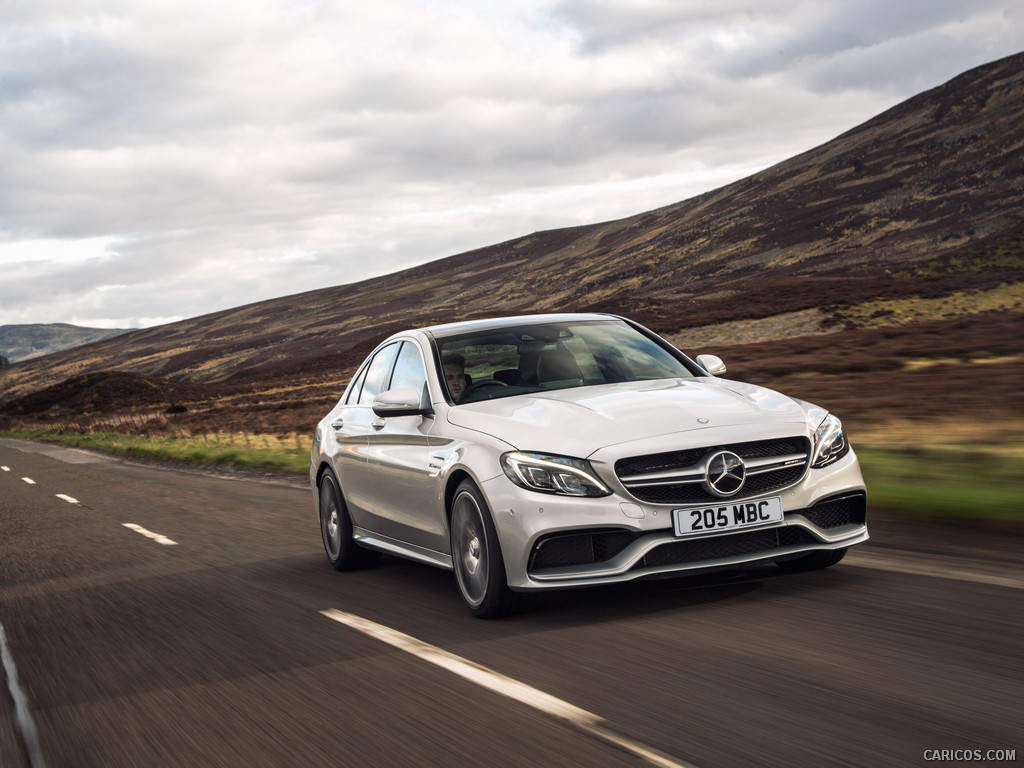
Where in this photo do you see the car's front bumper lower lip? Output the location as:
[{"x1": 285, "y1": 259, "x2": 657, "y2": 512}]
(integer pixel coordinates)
[{"x1": 526, "y1": 508, "x2": 867, "y2": 586}]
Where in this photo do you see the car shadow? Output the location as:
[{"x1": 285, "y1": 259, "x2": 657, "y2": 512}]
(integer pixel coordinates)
[
  {"x1": 249, "y1": 548, "x2": 866, "y2": 645},
  {"x1": 333, "y1": 554, "x2": 868, "y2": 636},
  {"x1": 521, "y1": 563, "x2": 864, "y2": 625}
]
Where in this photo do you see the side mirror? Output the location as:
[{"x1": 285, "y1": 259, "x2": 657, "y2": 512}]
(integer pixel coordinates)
[
  {"x1": 695, "y1": 354, "x2": 727, "y2": 376},
  {"x1": 372, "y1": 386, "x2": 432, "y2": 417}
]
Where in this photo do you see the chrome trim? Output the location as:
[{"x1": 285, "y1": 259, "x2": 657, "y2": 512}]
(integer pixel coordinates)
[
  {"x1": 353, "y1": 527, "x2": 454, "y2": 570},
  {"x1": 621, "y1": 452, "x2": 807, "y2": 487},
  {"x1": 745, "y1": 453, "x2": 808, "y2": 474},
  {"x1": 622, "y1": 470, "x2": 704, "y2": 486}
]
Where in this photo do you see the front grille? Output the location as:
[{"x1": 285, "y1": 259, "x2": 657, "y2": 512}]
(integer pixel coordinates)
[
  {"x1": 616, "y1": 437, "x2": 810, "y2": 505},
  {"x1": 801, "y1": 493, "x2": 867, "y2": 528},
  {"x1": 638, "y1": 527, "x2": 817, "y2": 569},
  {"x1": 531, "y1": 529, "x2": 640, "y2": 571}
]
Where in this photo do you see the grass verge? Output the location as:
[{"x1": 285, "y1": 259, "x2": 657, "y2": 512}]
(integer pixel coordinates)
[
  {"x1": 857, "y1": 448, "x2": 1023, "y2": 522},
  {"x1": 1, "y1": 429, "x2": 310, "y2": 475}
]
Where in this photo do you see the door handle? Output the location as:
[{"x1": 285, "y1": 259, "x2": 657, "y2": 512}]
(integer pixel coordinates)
[
  {"x1": 371, "y1": 418, "x2": 386, "y2": 431},
  {"x1": 331, "y1": 419, "x2": 344, "y2": 430}
]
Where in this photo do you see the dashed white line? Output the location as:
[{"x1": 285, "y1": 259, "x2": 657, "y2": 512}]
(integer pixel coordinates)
[
  {"x1": 122, "y1": 523, "x2": 178, "y2": 546},
  {"x1": 21, "y1": 477, "x2": 36, "y2": 485},
  {"x1": 55, "y1": 494, "x2": 80, "y2": 505},
  {"x1": 321, "y1": 609, "x2": 697, "y2": 768},
  {"x1": 1, "y1": 465, "x2": 10, "y2": 471}
]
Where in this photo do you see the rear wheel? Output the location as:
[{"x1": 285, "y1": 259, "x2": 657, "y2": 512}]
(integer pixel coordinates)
[
  {"x1": 775, "y1": 548, "x2": 847, "y2": 573},
  {"x1": 449, "y1": 480, "x2": 519, "y2": 618},
  {"x1": 318, "y1": 469, "x2": 380, "y2": 571}
]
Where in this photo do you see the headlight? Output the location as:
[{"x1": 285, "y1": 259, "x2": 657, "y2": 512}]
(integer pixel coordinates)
[
  {"x1": 811, "y1": 414, "x2": 849, "y2": 468},
  {"x1": 500, "y1": 452, "x2": 611, "y2": 497}
]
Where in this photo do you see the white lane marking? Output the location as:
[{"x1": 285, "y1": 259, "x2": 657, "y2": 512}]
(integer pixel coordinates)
[
  {"x1": 321, "y1": 609, "x2": 697, "y2": 768},
  {"x1": 21, "y1": 477, "x2": 36, "y2": 485},
  {"x1": 0, "y1": 621, "x2": 47, "y2": 768},
  {"x1": 1, "y1": 465, "x2": 10, "y2": 471},
  {"x1": 55, "y1": 494, "x2": 80, "y2": 505},
  {"x1": 845, "y1": 551, "x2": 1024, "y2": 590},
  {"x1": 122, "y1": 523, "x2": 178, "y2": 546}
]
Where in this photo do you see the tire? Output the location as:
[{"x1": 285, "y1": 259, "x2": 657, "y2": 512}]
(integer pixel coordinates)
[
  {"x1": 775, "y1": 547, "x2": 847, "y2": 573},
  {"x1": 318, "y1": 469, "x2": 381, "y2": 571},
  {"x1": 449, "y1": 480, "x2": 520, "y2": 618}
]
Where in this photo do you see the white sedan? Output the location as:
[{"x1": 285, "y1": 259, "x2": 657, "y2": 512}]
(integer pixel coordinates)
[{"x1": 310, "y1": 313, "x2": 868, "y2": 617}]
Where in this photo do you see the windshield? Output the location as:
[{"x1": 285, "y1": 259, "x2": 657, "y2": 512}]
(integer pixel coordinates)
[{"x1": 435, "y1": 319, "x2": 696, "y2": 404}]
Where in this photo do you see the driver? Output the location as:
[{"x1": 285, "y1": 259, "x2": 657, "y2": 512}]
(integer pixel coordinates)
[{"x1": 443, "y1": 354, "x2": 467, "y2": 400}]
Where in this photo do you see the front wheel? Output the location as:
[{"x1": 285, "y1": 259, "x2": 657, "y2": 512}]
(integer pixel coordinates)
[
  {"x1": 449, "y1": 480, "x2": 519, "y2": 618},
  {"x1": 775, "y1": 548, "x2": 847, "y2": 573}
]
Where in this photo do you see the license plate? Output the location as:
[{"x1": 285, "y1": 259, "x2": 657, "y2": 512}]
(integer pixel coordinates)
[{"x1": 672, "y1": 497, "x2": 784, "y2": 538}]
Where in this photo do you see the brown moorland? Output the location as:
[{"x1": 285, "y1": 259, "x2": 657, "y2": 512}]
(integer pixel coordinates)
[{"x1": 1, "y1": 52, "x2": 1023, "y2": 443}]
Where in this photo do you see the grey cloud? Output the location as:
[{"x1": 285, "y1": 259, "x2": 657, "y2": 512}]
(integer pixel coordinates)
[
  {"x1": 1, "y1": 0, "x2": 1021, "y2": 327},
  {"x1": 550, "y1": 0, "x2": 788, "y2": 54},
  {"x1": 719, "y1": 0, "x2": 1017, "y2": 86},
  {"x1": 3, "y1": 23, "x2": 204, "y2": 149}
]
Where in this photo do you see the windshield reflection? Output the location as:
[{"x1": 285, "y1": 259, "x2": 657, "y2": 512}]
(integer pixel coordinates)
[{"x1": 437, "y1": 320, "x2": 695, "y2": 404}]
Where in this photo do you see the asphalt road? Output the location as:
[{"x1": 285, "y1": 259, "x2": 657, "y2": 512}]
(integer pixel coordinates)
[{"x1": 1, "y1": 438, "x2": 1021, "y2": 768}]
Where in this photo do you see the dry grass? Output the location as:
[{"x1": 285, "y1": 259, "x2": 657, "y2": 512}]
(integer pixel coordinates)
[
  {"x1": 852, "y1": 417, "x2": 1024, "y2": 458},
  {"x1": 844, "y1": 281, "x2": 1024, "y2": 326}
]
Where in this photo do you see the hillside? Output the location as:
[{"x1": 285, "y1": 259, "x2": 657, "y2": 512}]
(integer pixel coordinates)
[
  {"x1": 1, "y1": 52, "x2": 1023, "y2": 435},
  {"x1": 0, "y1": 323, "x2": 133, "y2": 364}
]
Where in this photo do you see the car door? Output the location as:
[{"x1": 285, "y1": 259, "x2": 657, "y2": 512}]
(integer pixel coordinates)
[
  {"x1": 328, "y1": 341, "x2": 400, "y2": 530},
  {"x1": 362, "y1": 339, "x2": 448, "y2": 554}
]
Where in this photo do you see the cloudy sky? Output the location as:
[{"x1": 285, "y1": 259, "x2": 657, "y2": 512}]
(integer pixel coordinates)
[{"x1": 2, "y1": 0, "x2": 1022, "y2": 329}]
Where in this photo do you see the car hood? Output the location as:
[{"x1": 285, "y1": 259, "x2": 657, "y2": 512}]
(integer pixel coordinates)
[{"x1": 446, "y1": 378, "x2": 811, "y2": 458}]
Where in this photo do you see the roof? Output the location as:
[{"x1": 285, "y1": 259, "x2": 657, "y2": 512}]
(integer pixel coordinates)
[{"x1": 418, "y1": 313, "x2": 620, "y2": 338}]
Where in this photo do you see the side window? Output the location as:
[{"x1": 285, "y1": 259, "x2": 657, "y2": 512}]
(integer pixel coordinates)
[
  {"x1": 357, "y1": 343, "x2": 399, "y2": 405},
  {"x1": 390, "y1": 341, "x2": 428, "y2": 399},
  {"x1": 344, "y1": 365, "x2": 370, "y2": 404}
]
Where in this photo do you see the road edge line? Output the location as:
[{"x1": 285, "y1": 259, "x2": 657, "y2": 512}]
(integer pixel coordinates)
[
  {"x1": 0, "y1": 621, "x2": 47, "y2": 768},
  {"x1": 845, "y1": 551, "x2": 1024, "y2": 590}
]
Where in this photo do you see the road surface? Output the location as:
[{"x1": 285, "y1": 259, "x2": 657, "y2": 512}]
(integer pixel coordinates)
[{"x1": 1, "y1": 438, "x2": 1020, "y2": 767}]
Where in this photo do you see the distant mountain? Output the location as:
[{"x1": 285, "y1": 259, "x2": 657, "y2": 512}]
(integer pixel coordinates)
[
  {"x1": 0, "y1": 323, "x2": 133, "y2": 364},
  {"x1": 1, "y1": 51, "x2": 1022, "y2": 405}
]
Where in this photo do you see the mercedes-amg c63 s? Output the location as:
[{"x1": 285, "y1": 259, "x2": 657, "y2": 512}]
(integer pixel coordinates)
[{"x1": 311, "y1": 314, "x2": 867, "y2": 617}]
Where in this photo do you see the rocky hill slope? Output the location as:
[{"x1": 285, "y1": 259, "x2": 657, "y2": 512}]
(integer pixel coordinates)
[{"x1": 0, "y1": 324, "x2": 133, "y2": 364}]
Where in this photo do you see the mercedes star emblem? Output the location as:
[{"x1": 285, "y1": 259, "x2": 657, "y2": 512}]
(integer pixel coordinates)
[{"x1": 704, "y1": 450, "x2": 746, "y2": 497}]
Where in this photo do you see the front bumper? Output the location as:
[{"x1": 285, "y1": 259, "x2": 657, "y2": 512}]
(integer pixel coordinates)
[{"x1": 481, "y1": 449, "x2": 868, "y2": 590}]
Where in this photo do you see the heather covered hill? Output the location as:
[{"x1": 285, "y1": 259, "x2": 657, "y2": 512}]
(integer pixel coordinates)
[
  {"x1": 1, "y1": 52, "x2": 1022, "y2": 407},
  {"x1": 1, "y1": 371, "x2": 213, "y2": 417}
]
